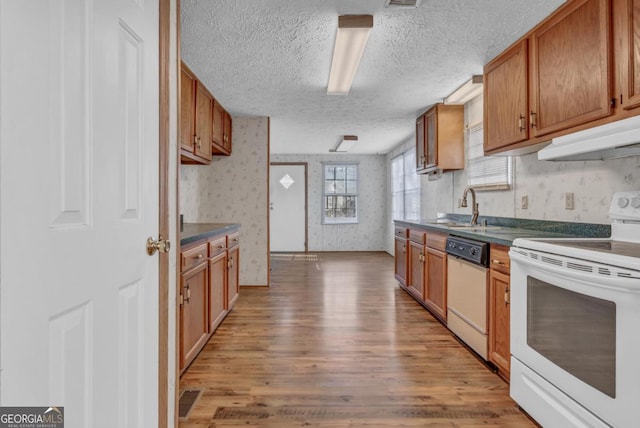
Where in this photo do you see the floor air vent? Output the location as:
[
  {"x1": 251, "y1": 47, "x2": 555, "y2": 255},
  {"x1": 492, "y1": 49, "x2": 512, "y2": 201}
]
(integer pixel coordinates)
[
  {"x1": 179, "y1": 389, "x2": 203, "y2": 420},
  {"x1": 385, "y1": 0, "x2": 422, "y2": 8}
]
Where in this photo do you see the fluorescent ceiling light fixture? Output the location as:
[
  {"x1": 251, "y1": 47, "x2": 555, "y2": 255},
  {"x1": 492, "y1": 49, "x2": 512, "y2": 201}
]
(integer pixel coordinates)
[
  {"x1": 327, "y1": 15, "x2": 374, "y2": 95},
  {"x1": 444, "y1": 75, "x2": 484, "y2": 104},
  {"x1": 334, "y1": 135, "x2": 358, "y2": 152}
]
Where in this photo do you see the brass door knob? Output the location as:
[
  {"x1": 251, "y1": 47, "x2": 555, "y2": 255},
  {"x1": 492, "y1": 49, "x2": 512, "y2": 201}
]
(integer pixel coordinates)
[{"x1": 147, "y1": 236, "x2": 171, "y2": 255}]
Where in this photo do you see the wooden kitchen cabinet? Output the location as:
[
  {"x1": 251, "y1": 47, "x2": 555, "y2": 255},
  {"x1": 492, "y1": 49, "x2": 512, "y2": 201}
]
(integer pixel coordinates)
[
  {"x1": 489, "y1": 244, "x2": 511, "y2": 382},
  {"x1": 424, "y1": 232, "x2": 447, "y2": 323},
  {"x1": 180, "y1": 261, "x2": 209, "y2": 371},
  {"x1": 529, "y1": 0, "x2": 612, "y2": 137},
  {"x1": 416, "y1": 104, "x2": 464, "y2": 174},
  {"x1": 180, "y1": 64, "x2": 197, "y2": 153},
  {"x1": 179, "y1": 228, "x2": 240, "y2": 374},
  {"x1": 208, "y1": 236, "x2": 227, "y2": 333},
  {"x1": 394, "y1": 227, "x2": 408, "y2": 286},
  {"x1": 181, "y1": 60, "x2": 232, "y2": 163},
  {"x1": 211, "y1": 100, "x2": 231, "y2": 155},
  {"x1": 614, "y1": 0, "x2": 640, "y2": 112},
  {"x1": 407, "y1": 231, "x2": 426, "y2": 301},
  {"x1": 180, "y1": 63, "x2": 213, "y2": 164},
  {"x1": 415, "y1": 115, "x2": 426, "y2": 172},
  {"x1": 484, "y1": 0, "x2": 614, "y2": 155},
  {"x1": 484, "y1": 40, "x2": 529, "y2": 152},
  {"x1": 227, "y1": 232, "x2": 240, "y2": 309}
]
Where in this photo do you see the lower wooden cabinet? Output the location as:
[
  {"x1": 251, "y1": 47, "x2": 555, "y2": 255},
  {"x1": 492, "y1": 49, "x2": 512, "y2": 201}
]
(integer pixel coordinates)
[
  {"x1": 394, "y1": 227, "x2": 408, "y2": 286},
  {"x1": 180, "y1": 262, "x2": 209, "y2": 370},
  {"x1": 179, "y1": 228, "x2": 240, "y2": 374},
  {"x1": 489, "y1": 244, "x2": 511, "y2": 381},
  {"x1": 425, "y1": 246, "x2": 447, "y2": 322},
  {"x1": 227, "y1": 240, "x2": 240, "y2": 309}
]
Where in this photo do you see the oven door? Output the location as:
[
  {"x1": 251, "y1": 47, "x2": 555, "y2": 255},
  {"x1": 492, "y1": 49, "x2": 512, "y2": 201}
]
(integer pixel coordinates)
[{"x1": 509, "y1": 247, "x2": 640, "y2": 428}]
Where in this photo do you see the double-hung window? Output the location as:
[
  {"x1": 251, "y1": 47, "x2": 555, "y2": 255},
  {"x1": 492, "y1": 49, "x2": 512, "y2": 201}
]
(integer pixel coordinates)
[
  {"x1": 323, "y1": 163, "x2": 358, "y2": 224},
  {"x1": 467, "y1": 124, "x2": 512, "y2": 190},
  {"x1": 391, "y1": 148, "x2": 420, "y2": 220}
]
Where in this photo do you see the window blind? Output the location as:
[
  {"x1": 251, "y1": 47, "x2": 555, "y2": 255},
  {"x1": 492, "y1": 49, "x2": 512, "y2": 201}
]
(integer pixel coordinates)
[{"x1": 467, "y1": 125, "x2": 512, "y2": 190}]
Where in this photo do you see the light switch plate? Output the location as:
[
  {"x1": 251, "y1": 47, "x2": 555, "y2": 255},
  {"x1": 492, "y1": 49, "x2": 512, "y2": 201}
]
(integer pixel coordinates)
[
  {"x1": 565, "y1": 192, "x2": 575, "y2": 210},
  {"x1": 521, "y1": 195, "x2": 528, "y2": 209}
]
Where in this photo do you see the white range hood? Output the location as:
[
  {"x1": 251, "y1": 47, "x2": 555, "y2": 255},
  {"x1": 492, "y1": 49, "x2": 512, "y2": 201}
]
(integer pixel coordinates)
[{"x1": 538, "y1": 115, "x2": 640, "y2": 161}]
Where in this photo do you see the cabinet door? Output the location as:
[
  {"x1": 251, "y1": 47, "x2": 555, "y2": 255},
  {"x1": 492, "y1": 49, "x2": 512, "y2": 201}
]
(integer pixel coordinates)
[
  {"x1": 209, "y1": 251, "x2": 227, "y2": 333},
  {"x1": 407, "y1": 241, "x2": 425, "y2": 301},
  {"x1": 227, "y1": 245, "x2": 239, "y2": 309},
  {"x1": 179, "y1": 65, "x2": 196, "y2": 152},
  {"x1": 415, "y1": 115, "x2": 425, "y2": 171},
  {"x1": 180, "y1": 263, "x2": 209, "y2": 371},
  {"x1": 484, "y1": 40, "x2": 529, "y2": 152},
  {"x1": 194, "y1": 82, "x2": 213, "y2": 161},
  {"x1": 223, "y1": 111, "x2": 232, "y2": 153},
  {"x1": 425, "y1": 247, "x2": 447, "y2": 322},
  {"x1": 489, "y1": 269, "x2": 511, "y2": 381},
  {"x1": 211, "y1": 100, "x2": 225, "y2": 153},
  {"x1": 394, "y1": 237, "x2": 407, "y2": 286},
  {"x1": 530, "y1": 0, "x2": 612, "y2": 137},
  {"x1": 424, "y1": 108, "x2": 437, "y2": 170},
  {"x1": 615, "y1": 0, "x2": 640, "y2": 111}
]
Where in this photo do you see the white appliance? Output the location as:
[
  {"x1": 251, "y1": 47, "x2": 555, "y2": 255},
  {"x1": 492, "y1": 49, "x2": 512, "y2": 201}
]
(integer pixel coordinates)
[
  {"x1": 509, "y1": 191, "x2": 640, "y2": 428},
  {"x1": 538, "y1": 114, "x2": 640, "y2": 161}
]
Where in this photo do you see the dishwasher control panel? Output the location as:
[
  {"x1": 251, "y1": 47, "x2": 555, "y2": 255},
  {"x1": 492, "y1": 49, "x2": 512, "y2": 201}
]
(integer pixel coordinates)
[{"x1": 446, "y1": 236, "x2": 489, "y2": 267}]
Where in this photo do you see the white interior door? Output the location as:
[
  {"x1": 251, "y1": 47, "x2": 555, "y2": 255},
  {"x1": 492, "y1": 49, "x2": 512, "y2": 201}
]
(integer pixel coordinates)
[
  {"x1": 0, "y1": 1, "x2": 160, "y2": 427},
  {"x1": 270, "y1": 164, "x2": 306, "y2": 252}
]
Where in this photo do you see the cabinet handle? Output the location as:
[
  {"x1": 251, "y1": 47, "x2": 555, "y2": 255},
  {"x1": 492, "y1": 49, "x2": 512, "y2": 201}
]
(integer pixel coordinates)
[
  {"x1": 184, "y1": 285, "x2": 191, "y2": 303},
  {"x1": 403, "y1": 244, "x2": 406, "y2": 253},
  {"x1": 504, "y1": 288, "x2": 510, "y2": 305},
  {"x1": 518, "y1": 114, "x2": 525, "y2": 132},
  {"x1": 530, "y1": 111, "x2": 537, "y2": 128},
  {"x1": 491, "y1": 259, "x2": 505, "y2": 266},
  {"x1": 217, "y1": 245, "x2": 224, "y2": 249},
  {"x1": 179, "y1": 293, "x2": 184, "y2": 306},
  {"x1": 195, "y1": 254, "x2": 204, "y2": 259}
]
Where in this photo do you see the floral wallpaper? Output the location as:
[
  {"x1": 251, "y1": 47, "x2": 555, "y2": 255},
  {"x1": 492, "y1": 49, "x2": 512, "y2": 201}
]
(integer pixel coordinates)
[
  {"x1": 180, "y1": 117, "x2": 269, "y2": 286},
  {"x1": 271, "y1": 154, "x2": 388, "y2": 251},
  {"x1": 385, "y1": 95, "x2": 640, "y2": 253}
]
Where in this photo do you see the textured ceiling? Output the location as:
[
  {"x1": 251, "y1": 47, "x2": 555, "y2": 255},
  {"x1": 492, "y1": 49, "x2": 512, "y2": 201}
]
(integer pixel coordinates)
[{"x1": 181, "y1": 0, "x2": 565, "y2": 155}]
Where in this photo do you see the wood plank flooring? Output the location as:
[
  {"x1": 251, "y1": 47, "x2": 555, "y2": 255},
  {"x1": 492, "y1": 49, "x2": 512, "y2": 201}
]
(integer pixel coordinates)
[{"x1": 179, "y1": 252, "x2": 535, "y2": 427}]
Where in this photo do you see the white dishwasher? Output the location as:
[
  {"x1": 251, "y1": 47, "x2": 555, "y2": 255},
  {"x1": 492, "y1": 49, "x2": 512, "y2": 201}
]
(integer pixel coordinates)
[{"x1": 446, "y1": 236, "x2": 490, "y2": 360}]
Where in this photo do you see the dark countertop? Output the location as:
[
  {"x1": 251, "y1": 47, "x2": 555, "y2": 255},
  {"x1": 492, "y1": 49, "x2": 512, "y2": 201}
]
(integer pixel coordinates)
[
  {"x1": 395, "y1": 215, "x2": 610, "y2": 246},
  {"x1": 180, "y1": 223, "x2": 241, "y2": 246}
]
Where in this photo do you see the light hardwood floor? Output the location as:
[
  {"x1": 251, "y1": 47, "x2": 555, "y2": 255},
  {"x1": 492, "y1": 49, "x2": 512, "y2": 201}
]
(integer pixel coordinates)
[{"x1": 179, "y1": 252, "x2": 535, "y2": 427}]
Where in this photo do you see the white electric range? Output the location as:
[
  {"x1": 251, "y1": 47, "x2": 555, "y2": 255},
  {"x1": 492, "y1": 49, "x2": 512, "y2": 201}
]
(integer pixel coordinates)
[{"x1": 508, "y1": 191, "x2": 640, "y2": 428}]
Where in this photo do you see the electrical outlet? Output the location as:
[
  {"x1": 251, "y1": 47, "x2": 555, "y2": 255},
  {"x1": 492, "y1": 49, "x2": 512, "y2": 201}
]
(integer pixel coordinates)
[
  {"x1": 565, "y1": 192, "x2": 575, "y2": 210},
  {"x1": 521, "y1": 195, "x2": 529, "y2": 209}
]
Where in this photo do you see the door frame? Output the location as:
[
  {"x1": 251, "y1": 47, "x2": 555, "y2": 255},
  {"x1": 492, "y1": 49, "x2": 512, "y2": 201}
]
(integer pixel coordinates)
[
  {"x1": 270, "y1": 162, "x2": 308, "y2": 253},
  {"x1": 158, "y1": 0, "x2": 171, "y2": 427}
]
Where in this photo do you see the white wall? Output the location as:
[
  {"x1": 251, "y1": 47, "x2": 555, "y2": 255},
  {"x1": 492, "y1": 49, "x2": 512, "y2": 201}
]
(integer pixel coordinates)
[
  {"x1": 385, "y1": 94, "x2": 640, "y2": 253},
  {"x1": 180, "y1": 117, "x2": 270, "y2": 286},
  {"x1": 271, "y1": 154, "x2": 387, "y2": 251}
]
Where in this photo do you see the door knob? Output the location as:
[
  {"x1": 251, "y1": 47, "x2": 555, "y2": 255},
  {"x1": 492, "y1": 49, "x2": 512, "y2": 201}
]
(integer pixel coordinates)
[{"x1": 147, "y1": 236, "x2": 171, "y2": 255}]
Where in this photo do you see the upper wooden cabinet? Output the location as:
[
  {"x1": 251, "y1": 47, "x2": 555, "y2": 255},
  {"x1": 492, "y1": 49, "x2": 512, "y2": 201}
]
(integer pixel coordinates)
[
  {"x1": 529, "y1": 0, "x2": 612, "y2": 137},
  {"x1": 416, "y1": 103, "x2": 464, "y2": 174},
  {"x1": 484, "y1": 40, "x2": 529, "y2": 152},
  {"x1": 211, "y1": 100, "x2": 231, "y2": 155},
  {"x1": 180, "y1": 61, "x2": 232, "y2": 164},
  {"x1": 484, "y1": 0, "x2": 618, "y2": 155},
  {"x1": 614, "y1": 0, "x2": 640, "y2": 111}
]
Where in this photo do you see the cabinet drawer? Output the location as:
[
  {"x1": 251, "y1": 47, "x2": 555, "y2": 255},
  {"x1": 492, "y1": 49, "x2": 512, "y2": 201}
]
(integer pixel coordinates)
[
  {"x1": 181, "y1": 242, "x2": 208, "y2": 272},
  {"x1": 409, "y1": 229, "x2": 426, "y2": 244},
  {"x1": 209, "y1": 236, "x2": 227, "y2": 257},
  {"x1": 426, "y1": 231, "x2": 447, "y2": 251},
  {"x1": 490, "y1": 244, "x2": 511, "y2": 274},
  {"x1": 227, "y1": 231, "x2": 240, "y2": 248},
  {"x1": 395, "y1": 226, "x2": 408, "y2": 238}
]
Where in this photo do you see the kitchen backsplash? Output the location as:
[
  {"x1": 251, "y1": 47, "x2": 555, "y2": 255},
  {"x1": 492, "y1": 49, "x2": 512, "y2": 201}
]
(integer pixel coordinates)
[
  {"x1": 270, "y1": 153, "x2": 387, "y2": 252},
  {"x1": 181, "y1": 117, "x2": 269, "y2": 286}
]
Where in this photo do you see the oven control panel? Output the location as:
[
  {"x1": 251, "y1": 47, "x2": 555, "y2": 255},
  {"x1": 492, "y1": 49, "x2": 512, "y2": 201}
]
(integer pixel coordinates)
[{"x1": 610, "y1": 191, "x2": 640, "y2": 221}]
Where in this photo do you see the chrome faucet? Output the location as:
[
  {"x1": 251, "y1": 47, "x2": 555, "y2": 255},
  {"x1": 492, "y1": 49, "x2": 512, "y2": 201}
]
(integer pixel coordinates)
[{"x1": 461, "y1": 186, "x2": 479, "y2": 226}]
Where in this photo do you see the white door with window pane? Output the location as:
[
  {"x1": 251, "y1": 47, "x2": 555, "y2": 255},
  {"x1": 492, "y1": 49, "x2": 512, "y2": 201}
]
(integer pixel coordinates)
[{"x1": 270, "y1": 164, "x2": 306, "y2": 252}]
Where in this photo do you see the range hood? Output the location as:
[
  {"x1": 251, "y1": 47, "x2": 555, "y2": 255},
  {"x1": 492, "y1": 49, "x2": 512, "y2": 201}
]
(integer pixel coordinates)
[{"x1": 538, "y1": 115, "x2": 640, "y2": 161}]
